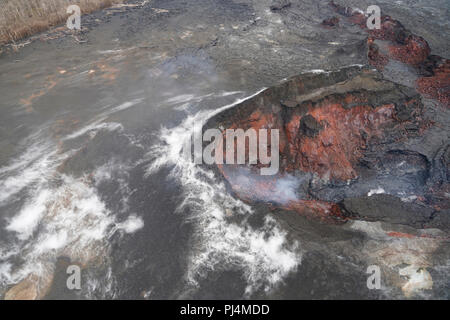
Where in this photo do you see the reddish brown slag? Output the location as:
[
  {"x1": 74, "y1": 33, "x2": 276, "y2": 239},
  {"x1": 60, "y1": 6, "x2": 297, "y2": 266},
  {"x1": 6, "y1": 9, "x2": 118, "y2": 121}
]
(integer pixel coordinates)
[
  {"x1": 215, "y1": 92, "x2": 404, "y2": 223},
  {"x1": 330, "y1": 1, "x2": 449, "y2": 107},
  {"x1": 387, "y1": 36, "x2": 430, "y2": 66},
  {"x1": 417, "y1": 58, "x2": 450, "y2": 106},
  {"x1": 288, "y1": 101, "x2": 394, "y2": 181}
]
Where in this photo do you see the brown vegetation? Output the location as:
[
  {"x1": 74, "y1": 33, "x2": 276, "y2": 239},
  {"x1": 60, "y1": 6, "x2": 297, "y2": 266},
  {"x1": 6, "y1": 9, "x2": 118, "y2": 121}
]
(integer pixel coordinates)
[{"x1": 0, "y1": 0, "x2": 126, "y2": 45}]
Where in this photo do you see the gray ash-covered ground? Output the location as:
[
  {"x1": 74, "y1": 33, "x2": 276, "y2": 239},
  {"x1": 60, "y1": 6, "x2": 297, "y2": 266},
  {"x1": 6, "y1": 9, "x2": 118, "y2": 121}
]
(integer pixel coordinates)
[{"x1": 0, "y1": 0, "x2": 448, "y2": 299}]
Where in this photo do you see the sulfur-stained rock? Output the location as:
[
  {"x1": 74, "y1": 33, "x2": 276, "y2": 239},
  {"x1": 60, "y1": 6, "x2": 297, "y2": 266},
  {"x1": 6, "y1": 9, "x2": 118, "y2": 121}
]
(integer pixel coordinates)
[
  {"x1": 4, "y1": 273, "x2": 53, "y2": 300},
  {"x1": 4, "y1": 277, "x2": 39, "y2": 300},
  {"x1": 399, "y1": 266, "x2": 433, "y2": 298}
]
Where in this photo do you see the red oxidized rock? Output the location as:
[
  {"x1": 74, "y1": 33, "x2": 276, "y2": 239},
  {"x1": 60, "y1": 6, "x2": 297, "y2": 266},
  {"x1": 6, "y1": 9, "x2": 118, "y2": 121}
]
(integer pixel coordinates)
[
  {"x1": 204, "y1": 66, "x2": 426, "y2": 223},
  {"x1": 388, "y1": 35, "x2": 431, "y2": 66},
  {"x1": 368, "y1": 16, "x2": 409, "y2": 43}
]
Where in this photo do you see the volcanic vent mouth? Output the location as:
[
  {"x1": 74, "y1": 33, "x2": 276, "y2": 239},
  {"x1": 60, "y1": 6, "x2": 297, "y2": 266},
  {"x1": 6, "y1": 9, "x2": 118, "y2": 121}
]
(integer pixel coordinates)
[{"x1": 204, "y1": 66, "x2": 433, "y2": 224}]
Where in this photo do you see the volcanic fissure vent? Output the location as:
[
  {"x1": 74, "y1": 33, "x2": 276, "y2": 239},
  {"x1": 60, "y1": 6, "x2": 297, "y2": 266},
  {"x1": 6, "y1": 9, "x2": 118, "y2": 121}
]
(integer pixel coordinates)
[{"x1": 204, "y1": 66, "x2": 448, "y2": 227}]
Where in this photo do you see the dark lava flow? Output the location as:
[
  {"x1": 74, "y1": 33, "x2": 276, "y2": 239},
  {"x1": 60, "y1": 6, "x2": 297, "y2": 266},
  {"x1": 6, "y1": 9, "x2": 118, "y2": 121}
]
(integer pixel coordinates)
[{"x1": 329, "y1": 1, "x2": 450, "y2": 106}]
